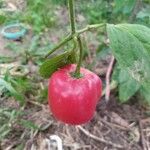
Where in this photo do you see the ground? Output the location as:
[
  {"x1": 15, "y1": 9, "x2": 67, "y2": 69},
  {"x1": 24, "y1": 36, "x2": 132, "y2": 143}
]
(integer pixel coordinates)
[{"x1": 0, "y1": 0, "x2": 150, "y2": 150}]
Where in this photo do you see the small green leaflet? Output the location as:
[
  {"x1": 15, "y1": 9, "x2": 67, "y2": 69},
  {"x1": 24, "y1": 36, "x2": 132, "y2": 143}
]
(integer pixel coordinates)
[
  {"x1": 107, "y1": 24, "x2": 150, "y2": 89},
  {"x1": 39, "y1": 50, "x2": 76, "y2": 78}
]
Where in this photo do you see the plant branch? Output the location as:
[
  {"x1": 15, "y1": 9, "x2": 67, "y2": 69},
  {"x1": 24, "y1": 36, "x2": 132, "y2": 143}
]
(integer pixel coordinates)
[
  {"x1": 45, "y1": 23, "x2": 105, "y2": 58},
  {"x1": 77, "y1": 23, "x2": 105, "y2": 34},
  {"x1": 45, "y1": 35, "x2": 72, "y2": 58},
  {"x1": 68, "y1": 0, "x2": 76, "y2": 34}
]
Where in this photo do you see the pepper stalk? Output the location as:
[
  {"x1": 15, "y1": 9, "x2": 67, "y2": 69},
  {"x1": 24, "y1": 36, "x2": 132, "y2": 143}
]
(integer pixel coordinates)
[{"x1": 68, "y1": 0, "x2": 83, "y2": 78}]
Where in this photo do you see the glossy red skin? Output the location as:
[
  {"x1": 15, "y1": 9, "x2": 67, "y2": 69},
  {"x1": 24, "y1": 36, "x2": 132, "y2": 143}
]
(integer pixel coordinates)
[{"x1": 48, "y1": 64, "x2": 102, "y2": 125}]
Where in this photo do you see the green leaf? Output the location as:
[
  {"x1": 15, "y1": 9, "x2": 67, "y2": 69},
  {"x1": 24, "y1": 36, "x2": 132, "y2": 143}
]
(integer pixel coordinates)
[
  {"x1": 107, "y1": 24, "x2": 150, "y2": 91},
  {"x1": 112, "y1": 63, "x2": 120, "y2": 81},
  {"x1": 39, "y1": 50, "x2": 75, "y2": 78},
  {"x1": 0, "y1": 78, "x2": 24, "y2": 102},
  {"x1": 112, "y1": 64, "x2": 140, "y2": 102},
  {"x1": 119, "y1": 69, "x2": 140, "y2": 102},
  {"x1": 116, "y1": 24, "x2": 150, "y2": 55}
]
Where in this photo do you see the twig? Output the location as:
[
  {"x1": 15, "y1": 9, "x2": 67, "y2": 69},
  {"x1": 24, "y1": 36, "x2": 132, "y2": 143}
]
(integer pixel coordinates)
[
  {"x1": 77, "y1": 126, "x2": 124, "y2": 149},
  {"x1": 105, "y1": 56, "x2": 115, "y2": 103},
  {"x1": 100, "y1": 118, "x2": 130, "y2": 131},
  {"x1": 139, "y1": 120, "x2": 147, "y2": 150},
  {"x1": 26, "y1": 100, "x2": 45, "y2": 108}
]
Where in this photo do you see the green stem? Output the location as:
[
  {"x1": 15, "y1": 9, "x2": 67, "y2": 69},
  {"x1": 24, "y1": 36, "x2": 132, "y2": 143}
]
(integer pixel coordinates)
[
  {"x1": 45, "y1": 23, "x2": 105, "y2": 58},
  {"x1": 74, "y1": 36, "x2": 83, "y2": 78},
  {"x1": 68, "y1": 0, "x2": 76, "y2": 34},
  {"x1": 77, "y1": 23, "x2": 105, "y2": 34},
  {"x1": 45, "y1": 34, "x2": 72, "y2": 58}
]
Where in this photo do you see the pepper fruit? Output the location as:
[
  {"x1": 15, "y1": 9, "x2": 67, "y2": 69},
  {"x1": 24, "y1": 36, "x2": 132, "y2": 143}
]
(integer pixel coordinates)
[{"x1": 48, "y1": 64, "x2": 102, "y2": 125}]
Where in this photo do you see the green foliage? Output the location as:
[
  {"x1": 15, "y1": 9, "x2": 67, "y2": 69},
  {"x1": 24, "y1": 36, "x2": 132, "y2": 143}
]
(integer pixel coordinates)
[
  {"x1": 0, "y1": 14, "x2": 6, "y2": 24},
  {"x1": 37, "y1": 87, "x2": 48, "y2": 103},
  {"x1": 76, "y1": 0, "x2": 149, "y2": 26},
  {"x1": 0, "y1": 108, "x2": 23, "y2": 140},
  {"x1": 11, "y1": 77, "x2": 33, "y2": 97},
  {"x1": 113, "y1": 0, "x2": 136, "y2": 14},
  {"x1": 0, "y1": 108, "x2": 40, "y2": 141},
  {"x1": 40, "y1": 50, "x2": 76, "y2": 78},
  {"x1": 51, "y1": 0, "x2": 67, "y2": 5},
  {"x1": 107, "y1": 23, "x2": 150, "y2": 103},
  {"x1": 78, "y1": 0, "x2": 112, "y2": 24},
  {"x1": 20, "y1": 120, "x2": 40, "y2": 130},
  {"x1": 22, "y1": 0, "x2": 55, "y2": 33},
  {"x1": 117, "y1": 24, "x2": 150, "y2": 52},
  {"x1": 0, "y1": 78, "x2": 24, "y2": 102},
  {"x1": 119, "y1": 70, "x2": 140, "y2": 103},
  {"x1": 0, "y1": 1, "x2": 7, "y2": 24},
  {"x1": 0, "y1": 70, "x2": 33, "y2": 104},
  {"x1": 0, "y1": 56, "x2": 14, "y2": 63},
  {"x1": 137, "y1": 5, "x2": 150, "y2": 19},
  {"x1": 112, "y1": 66, "x2": 141, "y2": 102},
  {"x1": 1, "y1": 0, "x2": 55, "y2": 33},
  {"x1": 5, "y1": 35, "x2": 52, "y2": 65},
  {"x1": 27, "y1": 36, "x2": 53, "y2": 57}
]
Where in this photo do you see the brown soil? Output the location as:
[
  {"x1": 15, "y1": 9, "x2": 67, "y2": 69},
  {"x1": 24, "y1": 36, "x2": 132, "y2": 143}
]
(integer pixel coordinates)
[{"x1": 1, "y1": 95, "x2": 150, "y2": 150}]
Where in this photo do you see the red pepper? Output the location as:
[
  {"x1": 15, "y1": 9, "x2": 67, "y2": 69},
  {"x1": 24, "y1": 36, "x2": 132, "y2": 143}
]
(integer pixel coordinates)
[{"x1": 48, "y1": 64, "x2": 102, "y2": 125}]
